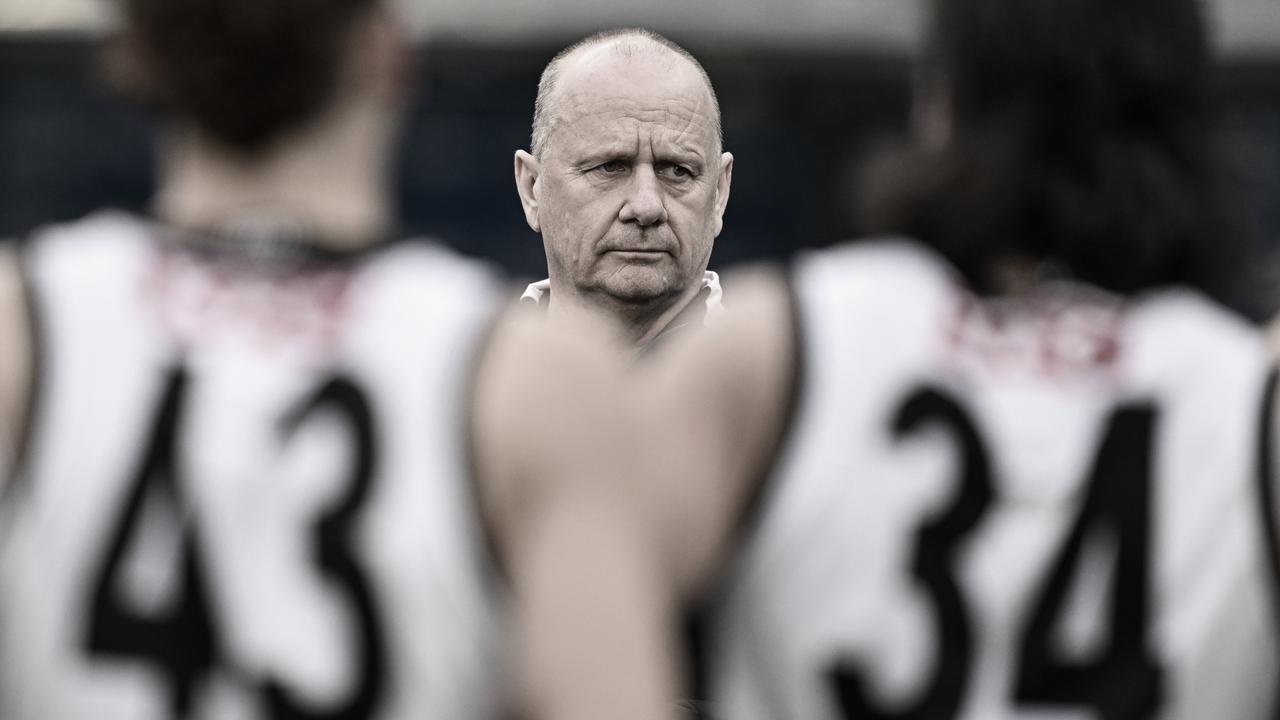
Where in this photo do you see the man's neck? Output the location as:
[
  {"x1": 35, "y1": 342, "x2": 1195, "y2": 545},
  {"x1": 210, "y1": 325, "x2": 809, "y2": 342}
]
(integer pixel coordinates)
[
  {"x1": 546, "y1": 279, "x2": 705, "y2": 347},
  {"x1": 153, "y1": 99, "x2": 396, "y2": 250}
]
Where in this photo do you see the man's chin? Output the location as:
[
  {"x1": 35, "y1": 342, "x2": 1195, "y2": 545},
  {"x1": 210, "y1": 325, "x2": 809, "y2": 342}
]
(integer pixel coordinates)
[{"x1": 596, "y1": 268, "x2": 680, "y2": 304}]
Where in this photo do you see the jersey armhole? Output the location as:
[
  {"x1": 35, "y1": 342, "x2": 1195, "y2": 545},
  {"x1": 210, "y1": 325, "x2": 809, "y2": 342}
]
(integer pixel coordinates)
[
  {"x1": 1253, "y1": 366, "x2": 1280, "y2": 718},
  {"x1": 723, "y1": 261, "x2": 808, "y2": 556},
  {"x1": 682, "y1": 258, "x2": 809, "y2": 616},
  {"x1": 459, "y1": 304, "x2": 512, "y2": 592},
  {"x1": 679, "y1": 262, "x2": 807, "y2": 709},
  {"x1": 2, "y1": 240, "x2": 45, "y2": 504}
]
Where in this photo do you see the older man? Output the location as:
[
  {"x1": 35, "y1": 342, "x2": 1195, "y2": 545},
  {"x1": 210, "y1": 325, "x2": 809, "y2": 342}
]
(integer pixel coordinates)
[{"x1": 514, "y1": 29, "x2": 732, "y2": 349}]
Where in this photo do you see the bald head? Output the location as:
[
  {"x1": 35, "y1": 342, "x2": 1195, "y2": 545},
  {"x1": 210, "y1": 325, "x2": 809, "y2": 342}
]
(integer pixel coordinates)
[
  {"x1": 531, "y1": 29, "x2": 722, "y2": 158},
  {"x1": 512, "y1": 28, "x2": 734, "y2": 337}
]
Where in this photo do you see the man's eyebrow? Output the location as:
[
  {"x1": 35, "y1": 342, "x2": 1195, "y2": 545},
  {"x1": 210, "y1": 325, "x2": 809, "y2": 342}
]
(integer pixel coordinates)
[
  {"x1": 572, "y1": 143, "x2": 638, "y2": 165},
  {"x1": 661, "y1": 147, "x2": 704, "y2": 163},
  {"x1": 654, "y1": 142, "x2": 708, "y2": 167}
]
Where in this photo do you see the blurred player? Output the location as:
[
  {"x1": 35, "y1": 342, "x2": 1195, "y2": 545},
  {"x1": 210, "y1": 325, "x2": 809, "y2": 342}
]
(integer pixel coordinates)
[
  {"x1": 0, "y1": 0, "x2": 664, "y2": 718},
  {"x1": 549, "y1": 0, "x2": 1280, "y2": 718}
]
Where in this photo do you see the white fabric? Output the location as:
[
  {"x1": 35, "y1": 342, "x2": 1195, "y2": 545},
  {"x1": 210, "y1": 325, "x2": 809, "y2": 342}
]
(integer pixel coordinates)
[
  {"x1": 713, "y1": 239, "x2": 1278, "y2": 720},
  {"x1": 520, "y1": 270, "x2": 725, "y2": 324},
  {"x1": 0, "y1": 211, "x2": 506, "y2": 720}
]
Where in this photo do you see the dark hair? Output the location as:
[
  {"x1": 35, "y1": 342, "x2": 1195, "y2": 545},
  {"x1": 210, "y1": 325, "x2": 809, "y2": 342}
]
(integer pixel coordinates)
[
  {"x1": 858, "y1": 0, "x2": 1241, "y2": 298},
  {"x1": 111, "y1": 0, "x2": 377, "y2": 152}
]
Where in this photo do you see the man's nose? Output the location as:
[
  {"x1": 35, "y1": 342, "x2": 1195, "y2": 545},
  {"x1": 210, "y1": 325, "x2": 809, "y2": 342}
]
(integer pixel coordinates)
[{"x1": 619, "y1": 167, "x2": 668, "y2": 227}]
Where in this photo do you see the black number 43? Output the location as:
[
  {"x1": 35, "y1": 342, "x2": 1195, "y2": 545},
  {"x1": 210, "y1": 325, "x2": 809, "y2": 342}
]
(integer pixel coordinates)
[
  {"x1": 84, "y1": 366, "x2": 388, "y2": 719},
  {"x1": 829, "y1": 387, "x2": 1163, "y2": 720}
]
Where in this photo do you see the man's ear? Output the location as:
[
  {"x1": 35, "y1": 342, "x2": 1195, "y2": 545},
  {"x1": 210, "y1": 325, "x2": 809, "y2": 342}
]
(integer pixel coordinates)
[
  {"x1": 712, "y1": 152, "x2": 734, "y2": 238},
  {"x1": 514, "y1": 150, "x2": 542, "y2": 233}
]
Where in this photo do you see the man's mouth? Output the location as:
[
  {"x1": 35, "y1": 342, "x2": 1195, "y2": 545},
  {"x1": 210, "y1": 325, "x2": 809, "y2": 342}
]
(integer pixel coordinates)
[{"x1": 604, "y1": 249, "x2": 670, "y2": 262}]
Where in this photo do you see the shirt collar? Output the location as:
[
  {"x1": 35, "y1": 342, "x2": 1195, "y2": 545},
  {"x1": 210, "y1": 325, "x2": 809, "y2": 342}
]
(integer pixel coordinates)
[{"x1": 520, "y1": 271, "x2": 724, "y2": 324}]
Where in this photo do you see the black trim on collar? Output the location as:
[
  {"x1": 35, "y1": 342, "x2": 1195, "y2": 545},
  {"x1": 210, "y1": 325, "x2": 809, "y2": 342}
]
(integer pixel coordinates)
[{"x1": 157, "y1": 221, "x2": 406, "y2": 272}]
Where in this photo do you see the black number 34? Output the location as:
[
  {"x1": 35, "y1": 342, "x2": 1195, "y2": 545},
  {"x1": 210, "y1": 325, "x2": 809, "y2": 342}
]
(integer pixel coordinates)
[
  {"x1": 829, "y1": 387, "x2": 1163, "y2": 720},
  {"x1": 84, "y1": 366, "x2": 388, "y2": 719}
]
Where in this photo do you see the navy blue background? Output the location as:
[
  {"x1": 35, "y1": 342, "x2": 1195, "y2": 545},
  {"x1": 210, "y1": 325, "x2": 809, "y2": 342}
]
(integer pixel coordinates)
[{"x1": 2, "y1": 37, "x2": 1278, "y2": 314}]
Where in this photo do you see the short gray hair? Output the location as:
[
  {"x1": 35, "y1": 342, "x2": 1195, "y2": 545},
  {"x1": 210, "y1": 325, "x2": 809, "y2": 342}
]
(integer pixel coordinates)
[{"x1": 530, "y1": 28, "x2": 723, "y2": 158}]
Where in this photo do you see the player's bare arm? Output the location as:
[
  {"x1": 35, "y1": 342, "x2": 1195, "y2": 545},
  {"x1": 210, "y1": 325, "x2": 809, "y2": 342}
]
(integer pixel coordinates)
[
  {"x1": 471, "y1": 305, "x2": 680, "y2": 720},
  {"x1": 633, "y1": 266, "x2": 798, "y2": 595},
  {"x1": 1266, "y1": 313, "x2": 1280, "y2": 359},
  {"x1": 0, "y1": 247, "x2": 31, "y2": 483},
  {"x1": 520, "y1": 266, "x2": 801, "y2": 717}
]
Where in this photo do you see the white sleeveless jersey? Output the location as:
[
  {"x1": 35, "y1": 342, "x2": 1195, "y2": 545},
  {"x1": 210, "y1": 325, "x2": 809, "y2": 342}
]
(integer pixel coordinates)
[
  {"x1": 0, "y1": 211, "x2": 507, "y2": 720},
  {"x1": 711, "y1": 240, "x2": 1280, "y2": 720}
]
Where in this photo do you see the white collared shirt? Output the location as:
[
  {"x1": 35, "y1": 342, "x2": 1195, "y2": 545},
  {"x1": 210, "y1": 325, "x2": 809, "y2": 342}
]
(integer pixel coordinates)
[{"x1": 520, "y1": 270, "x2": 725, "y2": 324}]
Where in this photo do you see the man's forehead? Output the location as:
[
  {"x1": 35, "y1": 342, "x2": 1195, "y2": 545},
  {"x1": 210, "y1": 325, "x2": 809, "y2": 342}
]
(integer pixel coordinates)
[
  {"x1": 559, "y1": 94, "x2": 713, "y2": 133},
  {"x1": 569, "y1": 37, "x2": 684, "y2": 72},
  {"x1": 565, "y1": 48, "x2": 705, "y2": 96},
  {"x1": 551, "y1": 101, "x2": 717, "y2": 160},
  {"x1": 548, "y1": 47, "x2": 717, "y2": 151}
]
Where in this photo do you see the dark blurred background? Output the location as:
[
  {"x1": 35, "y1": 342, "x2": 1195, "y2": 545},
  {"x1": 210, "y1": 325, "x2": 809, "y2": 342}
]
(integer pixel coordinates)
[{"x1": 2, "y1": 0, "x2": 1279, "y2": 316}]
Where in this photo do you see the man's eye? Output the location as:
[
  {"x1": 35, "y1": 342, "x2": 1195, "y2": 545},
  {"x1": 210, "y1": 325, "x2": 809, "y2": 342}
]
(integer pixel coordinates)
[
  {"x1": 595, "y1": 160, "x2": 627, "y2": 174},
  {"x1": 660, "y1": 164, "x2": 693, "y2": 180}
]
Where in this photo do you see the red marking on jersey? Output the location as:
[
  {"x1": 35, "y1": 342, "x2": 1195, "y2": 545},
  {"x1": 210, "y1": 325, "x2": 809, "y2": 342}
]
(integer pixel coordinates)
[
  {"x1": 139, "y1": 244, "x2": 357, "y2": 356},
  {"x1": 942, "y1": 287, "x2": 1125, "y2": 381}
]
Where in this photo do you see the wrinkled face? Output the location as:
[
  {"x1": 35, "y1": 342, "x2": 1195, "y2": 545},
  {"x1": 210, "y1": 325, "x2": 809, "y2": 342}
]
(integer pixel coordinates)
[{"x1": 530, "y1": 48, "x2": 731, "y2": 306}]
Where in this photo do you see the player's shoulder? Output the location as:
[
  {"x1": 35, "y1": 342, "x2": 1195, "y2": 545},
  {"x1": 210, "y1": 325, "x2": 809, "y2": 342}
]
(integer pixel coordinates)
[
  {"x1": 672, "y1": 262, "x2": 793, "y2": 375},
  {"x1": 369, "y1": 235, "x2": 499, "y2": 280},
  {"x1": 26, "y1": 209, "x2": 152, "y2": 249},
  {"x1": 646, "y1": 262, "x2": 797, "y2": 452},
  {"x1": 788, "y1": 236, "x2": 961, "y2": 328},
  {"x1": 1125, "y1": 286, "x2": 1264, "y2": 372},
  {"x1": 793, "y1": 236, "x2": 956, "y2": 293},
  {"x1": 783, "y1": 237, "x2": 962, "y2": 355},
  {"x1": 1130, "y1": 286, "x2": 1259, "y2": 337},
  {"x1": 353, "y1": 236, "x2": 506, "y2": 308},
  {"x1": 470, "y1": 302, "x2": 632, "y2": 508},
  {"x1": 20, "y1": 209, "x2": 156, "y2": 281}
]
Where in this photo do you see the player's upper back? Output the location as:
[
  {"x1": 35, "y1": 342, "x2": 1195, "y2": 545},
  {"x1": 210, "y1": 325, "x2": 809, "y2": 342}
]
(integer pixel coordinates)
[
  {"x1": 712, "y1": 239, "x2": 1278, "y2": 720},
  {"x1": 0, "y1": 210, "x2": 507, "y2": 719}
]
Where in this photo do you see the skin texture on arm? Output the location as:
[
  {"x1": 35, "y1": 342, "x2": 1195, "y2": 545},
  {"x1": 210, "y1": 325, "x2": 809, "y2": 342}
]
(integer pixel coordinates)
[
  {"x1": 0, "y1": 247, "x2": 31, "y2": 486},
  {"x1": 1267, "y1": 314, "x2": 1280, "y2": 359},
  {"x1": 630, "y1": 266, "x2": 797, "y2": 595},
  {"x1": 470, "y1": 266, "x2": 794, "y2": 719},
  {"x1": 471, "y1": 305, "x2": 681, "y2": 720}
]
